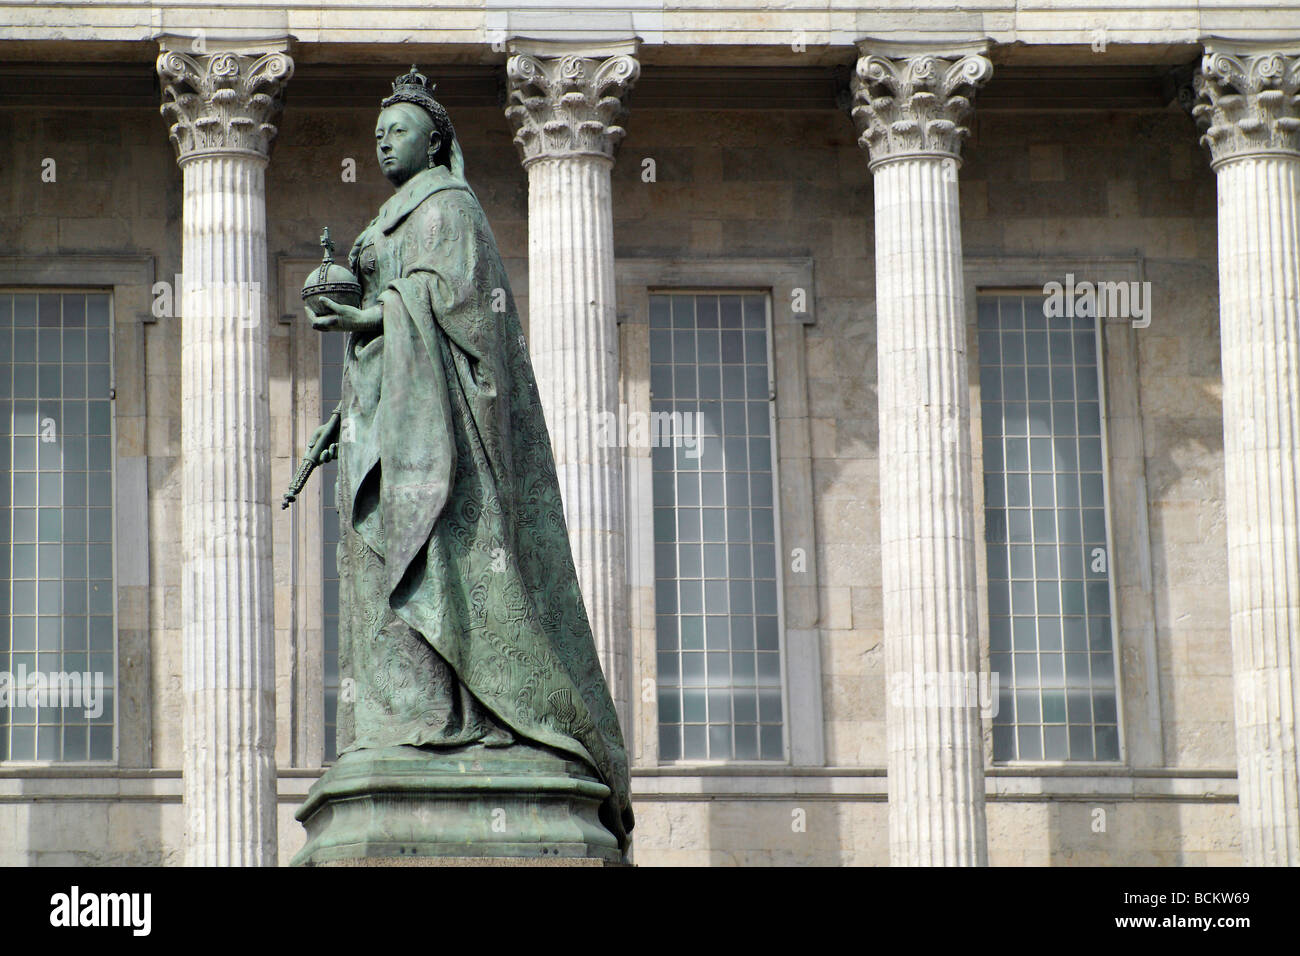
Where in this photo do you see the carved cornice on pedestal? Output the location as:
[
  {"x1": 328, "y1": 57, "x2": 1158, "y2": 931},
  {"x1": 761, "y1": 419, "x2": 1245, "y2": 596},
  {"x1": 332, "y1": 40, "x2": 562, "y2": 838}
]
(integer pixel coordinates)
[
  {"x1": 1192, "y1": 44, "x2": 1300, "y2": 167},
  {"x1": 504, "y1": 49, "x2": 640, "y2": 166},
  {"x1": 849, "y1": 42, "x2": 993, "y2": 169},
  {"x1": 157, "y1": 50, "x2": 294, "y2": 165}
]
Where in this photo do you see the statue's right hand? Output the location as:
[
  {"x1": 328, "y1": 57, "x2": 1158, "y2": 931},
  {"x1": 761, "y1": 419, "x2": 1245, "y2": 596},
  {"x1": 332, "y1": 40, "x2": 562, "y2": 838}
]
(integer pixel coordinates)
[
  {"x1": 307, "y1": 422, "x2": 332, "y2": 450},
  {"x1": 306, "y1": 419, "x2": 340, "y2": 465}
]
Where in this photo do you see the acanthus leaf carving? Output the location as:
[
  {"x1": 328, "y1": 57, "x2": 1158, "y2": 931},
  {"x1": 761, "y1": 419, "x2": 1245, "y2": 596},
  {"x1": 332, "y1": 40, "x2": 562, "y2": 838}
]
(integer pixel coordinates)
[
  {"x1": 1193, "y1": 47, "x2": 1300, "y2": 166},
  {"x1": 504, "y1": 52, "x2": 640, "y2": 165},
  {"x1": 157, "y1": 50, "x2": 294, "y2": 164},
  {"x1": 849, "y1": 51, "x2": 992, "y2": 168}
]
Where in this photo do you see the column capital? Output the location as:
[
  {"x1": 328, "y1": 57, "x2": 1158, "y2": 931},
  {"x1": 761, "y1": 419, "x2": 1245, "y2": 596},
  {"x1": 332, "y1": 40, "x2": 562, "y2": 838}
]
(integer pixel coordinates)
[
  {"x1": 156, "y1": 44, "x2": 294, "y2": 166},
  {"x1": 1193, "y1": 40, "x2": 1300, "y2": 167},
  {"x1": 849, "y1": 39, "x2": 992, "y2": 170},
  {"x1": 504, "y1": 40, "x2": 640, "y2": 167}
]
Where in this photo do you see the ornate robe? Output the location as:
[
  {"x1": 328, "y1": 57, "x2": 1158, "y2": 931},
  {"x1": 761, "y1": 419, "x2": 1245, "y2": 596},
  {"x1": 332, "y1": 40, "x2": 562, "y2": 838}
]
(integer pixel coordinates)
[{"x1": 333, "y1": 164, "x2": 632, "y2": 849}]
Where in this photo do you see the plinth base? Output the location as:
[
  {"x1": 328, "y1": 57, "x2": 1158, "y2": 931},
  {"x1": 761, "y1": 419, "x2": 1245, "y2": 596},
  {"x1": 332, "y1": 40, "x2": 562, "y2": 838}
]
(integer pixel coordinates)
[
  {"x1": 292, "y1": 743, "x2": 624, "y2": 866},
  {"x1": 316, "y1": 856, "x2": 628, "y2": 867}
]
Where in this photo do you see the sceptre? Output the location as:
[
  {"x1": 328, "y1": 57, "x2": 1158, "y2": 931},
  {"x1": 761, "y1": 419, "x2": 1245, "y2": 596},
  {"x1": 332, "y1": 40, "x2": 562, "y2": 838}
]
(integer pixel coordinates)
[{"x1": 281, "y1": 409, "x2": 341, "y2": 509}]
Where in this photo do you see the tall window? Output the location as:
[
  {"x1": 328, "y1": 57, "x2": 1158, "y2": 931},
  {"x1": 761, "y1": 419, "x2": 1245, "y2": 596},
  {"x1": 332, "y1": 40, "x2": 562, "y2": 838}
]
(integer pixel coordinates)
[
  {"x1": 0, "y1": 292, "x2": 115, "y2": 762},
  {"x1": 320, "y1": 331, "x2": 344, "y2": 761},
  {"x1": 650, "y1": 292, "x2": 785, "y2": 762},
  {"x1": 979, "y1": 292, "x2": 1119, "y2": 762}
]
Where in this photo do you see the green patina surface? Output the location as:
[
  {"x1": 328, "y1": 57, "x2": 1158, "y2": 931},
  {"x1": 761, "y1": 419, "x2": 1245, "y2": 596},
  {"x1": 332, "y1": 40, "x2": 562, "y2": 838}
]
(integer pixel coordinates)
[{"x1": 292, "y1": 75, "x2": 632, "y2": 861}]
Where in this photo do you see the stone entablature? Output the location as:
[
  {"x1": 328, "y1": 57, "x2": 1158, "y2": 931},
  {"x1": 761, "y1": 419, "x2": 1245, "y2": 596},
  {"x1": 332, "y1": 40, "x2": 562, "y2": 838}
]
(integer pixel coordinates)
[{"x1": 4, "y1": 2, "x2": 1299, "y2": 54}]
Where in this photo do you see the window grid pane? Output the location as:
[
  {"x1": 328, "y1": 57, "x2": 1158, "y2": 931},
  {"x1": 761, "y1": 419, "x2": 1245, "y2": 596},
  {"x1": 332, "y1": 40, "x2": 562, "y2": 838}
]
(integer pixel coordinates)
[
  {"x1": 320, "y1": 332, "x2": 345, "y2": 761},
  {"x1": 1, "y1": 292, "x2": 115, "y2": 763},
  {"x1": 652, "y1": 292, "x2": 785, "y2": 762},
  {"x1": 980, "y1": 293, "x2": 1118, "y2": 764}
]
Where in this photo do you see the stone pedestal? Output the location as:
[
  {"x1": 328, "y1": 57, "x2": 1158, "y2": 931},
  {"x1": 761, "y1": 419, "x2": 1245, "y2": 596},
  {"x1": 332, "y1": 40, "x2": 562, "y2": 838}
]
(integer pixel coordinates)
[
  {"x1": 293, "y1": 744, "x2": 624, "y2": 866},
  {"x1": 850, "y1": 41, "x2": 992, "y2": 866},
  {"x1": 504, "y1": 43, "x2": 640, "y2": 729},
  {"x1": 157, "y1": 44, "x2": 293, "y2": 867},
  {"x1": 319, "y1": 857, "x2": 625, "y2": 867},
  {"x1": 1193, "y1": 43, "x2": 1300, "y2": 866}
]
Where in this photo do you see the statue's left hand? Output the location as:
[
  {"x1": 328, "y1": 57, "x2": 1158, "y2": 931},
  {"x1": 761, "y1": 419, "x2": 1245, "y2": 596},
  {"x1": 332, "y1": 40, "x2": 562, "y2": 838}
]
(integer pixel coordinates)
[{"x1": 311, "y1": 298, "x2": 383, "y2": 332}]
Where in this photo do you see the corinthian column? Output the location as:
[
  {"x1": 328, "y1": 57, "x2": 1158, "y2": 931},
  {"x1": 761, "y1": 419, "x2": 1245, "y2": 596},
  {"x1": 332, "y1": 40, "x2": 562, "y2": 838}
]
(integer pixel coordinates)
[
  {"x1": 504, "y1": 42, "x2": 640, "y2": 731},
  {"x1": 157, "y1": 43, "x2": 292, "y2": 866},
  {"x1": 1193, "y1": 43, "x2": 1300, "y2": 866},
  {"x1": 850, "y1": 40, "x2": 992, "y2": 866}
]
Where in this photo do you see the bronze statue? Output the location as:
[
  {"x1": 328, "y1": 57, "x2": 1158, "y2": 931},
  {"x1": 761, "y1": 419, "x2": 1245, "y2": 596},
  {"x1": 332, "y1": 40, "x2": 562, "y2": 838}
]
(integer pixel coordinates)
[{"x1": 289, "y1": 67, "x2": 632, "y2": 861}]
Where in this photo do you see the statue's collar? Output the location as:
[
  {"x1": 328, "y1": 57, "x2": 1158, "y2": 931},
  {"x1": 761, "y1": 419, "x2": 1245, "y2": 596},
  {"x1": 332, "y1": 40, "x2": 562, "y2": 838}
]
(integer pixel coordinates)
[{"x1": 375, "y1": 166, "x2": 465, "y2": 235}]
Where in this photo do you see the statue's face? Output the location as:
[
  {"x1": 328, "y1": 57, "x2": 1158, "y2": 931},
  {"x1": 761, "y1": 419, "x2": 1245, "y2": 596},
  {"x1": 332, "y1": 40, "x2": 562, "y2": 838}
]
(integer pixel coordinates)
[{"x1": 375, "y1": 104, "x2": 440, "y2": 187}]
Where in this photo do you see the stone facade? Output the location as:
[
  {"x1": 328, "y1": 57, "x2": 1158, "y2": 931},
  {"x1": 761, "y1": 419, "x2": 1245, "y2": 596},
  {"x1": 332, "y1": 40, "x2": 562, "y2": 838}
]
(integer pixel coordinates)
[{"x1": 0, "y1": 3, "x2": 1294, "y2": 866}]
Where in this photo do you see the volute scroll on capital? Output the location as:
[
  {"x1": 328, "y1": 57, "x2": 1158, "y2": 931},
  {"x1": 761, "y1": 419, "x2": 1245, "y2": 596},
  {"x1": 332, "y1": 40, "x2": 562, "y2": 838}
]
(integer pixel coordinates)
[
  {"x1": 1192, "y1": 47, "x2": 1300, "y2": 167},
  {"x1": 849, "y1": 51, "x2": 993, "y2": 169},
  {"x1": 157, "y1": 50, "x2": 295, "y2": 164},
  {"x1": 504, "y1": 52, "x2": 641, "y2": 165}
]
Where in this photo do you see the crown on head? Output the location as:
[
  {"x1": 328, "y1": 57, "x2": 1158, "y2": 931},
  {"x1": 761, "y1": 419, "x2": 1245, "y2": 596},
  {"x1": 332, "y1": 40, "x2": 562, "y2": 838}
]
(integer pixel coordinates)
[
  {"x1": 392, "y1": 65, "x2": 434, "y2": 98},
  {"x1": 382, "y1": 64, "x2": 456, "y2": 148}
]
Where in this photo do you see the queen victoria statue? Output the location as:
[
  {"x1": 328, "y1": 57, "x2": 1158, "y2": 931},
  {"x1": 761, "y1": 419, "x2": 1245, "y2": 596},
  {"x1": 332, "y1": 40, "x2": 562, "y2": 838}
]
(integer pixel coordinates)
[{"x1": 289, "y1": 67, "x2": 632, "y2": 864}]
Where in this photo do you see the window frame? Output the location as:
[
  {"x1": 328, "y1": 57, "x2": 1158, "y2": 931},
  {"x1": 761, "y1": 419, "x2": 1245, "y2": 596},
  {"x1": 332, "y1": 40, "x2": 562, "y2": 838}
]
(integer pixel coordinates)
[
  {"x1": 0, "y1": 255, "x2": 154, "y2": 773},
  {"x1": 975, "y1": 288, "x2": 1125, "y2": 765},
  {"x1": 964, "y1": 257, "x2": 1163, "y2": 772},
  {"x1": 647, "y1": 289, "x2": 788, "y2": 764},
  {"x1": 0, "y1": 273, "x2": 139, "y2": 764},
  {"x1": 616, "y1": 258, "x2": 824, "y2": 770}
]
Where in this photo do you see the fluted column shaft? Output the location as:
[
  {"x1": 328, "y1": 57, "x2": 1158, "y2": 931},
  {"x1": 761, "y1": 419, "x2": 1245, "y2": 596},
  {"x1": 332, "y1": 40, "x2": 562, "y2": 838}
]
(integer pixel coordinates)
[
  {"x1": 527, "y1": 154, "x2": 628, "y2": 727},
  {"x1": 159, "y1": 48, "x2": 291, "y2": 866},
  {"x1": 180, "y1": 155, "x2": 277, "y2": 866},
  {"x1": 1194, "y1": 46, "x2": 1300, "y2": 866},
  {"x1": 505, "y1": 48, "x2": 639, "y2": 730},
  {"x1": 1217, "y1": 156, "x2": 1300, "y2": 865},
  {"x1": 851, "y1": 44, "x2": 992, "y2": 866}
]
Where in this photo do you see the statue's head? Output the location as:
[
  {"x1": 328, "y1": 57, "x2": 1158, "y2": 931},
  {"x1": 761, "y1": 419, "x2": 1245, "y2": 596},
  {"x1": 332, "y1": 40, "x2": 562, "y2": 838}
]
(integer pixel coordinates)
[{"x1": 376, "y1": 66, "x2": 456, "y2": 187}]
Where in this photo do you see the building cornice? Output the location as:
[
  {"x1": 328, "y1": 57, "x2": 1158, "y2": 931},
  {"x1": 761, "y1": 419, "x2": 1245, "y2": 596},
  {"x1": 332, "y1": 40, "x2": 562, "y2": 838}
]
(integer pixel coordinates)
[{"x1": 0, "y1": 2, "x2": 1294, "y2": 54}]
